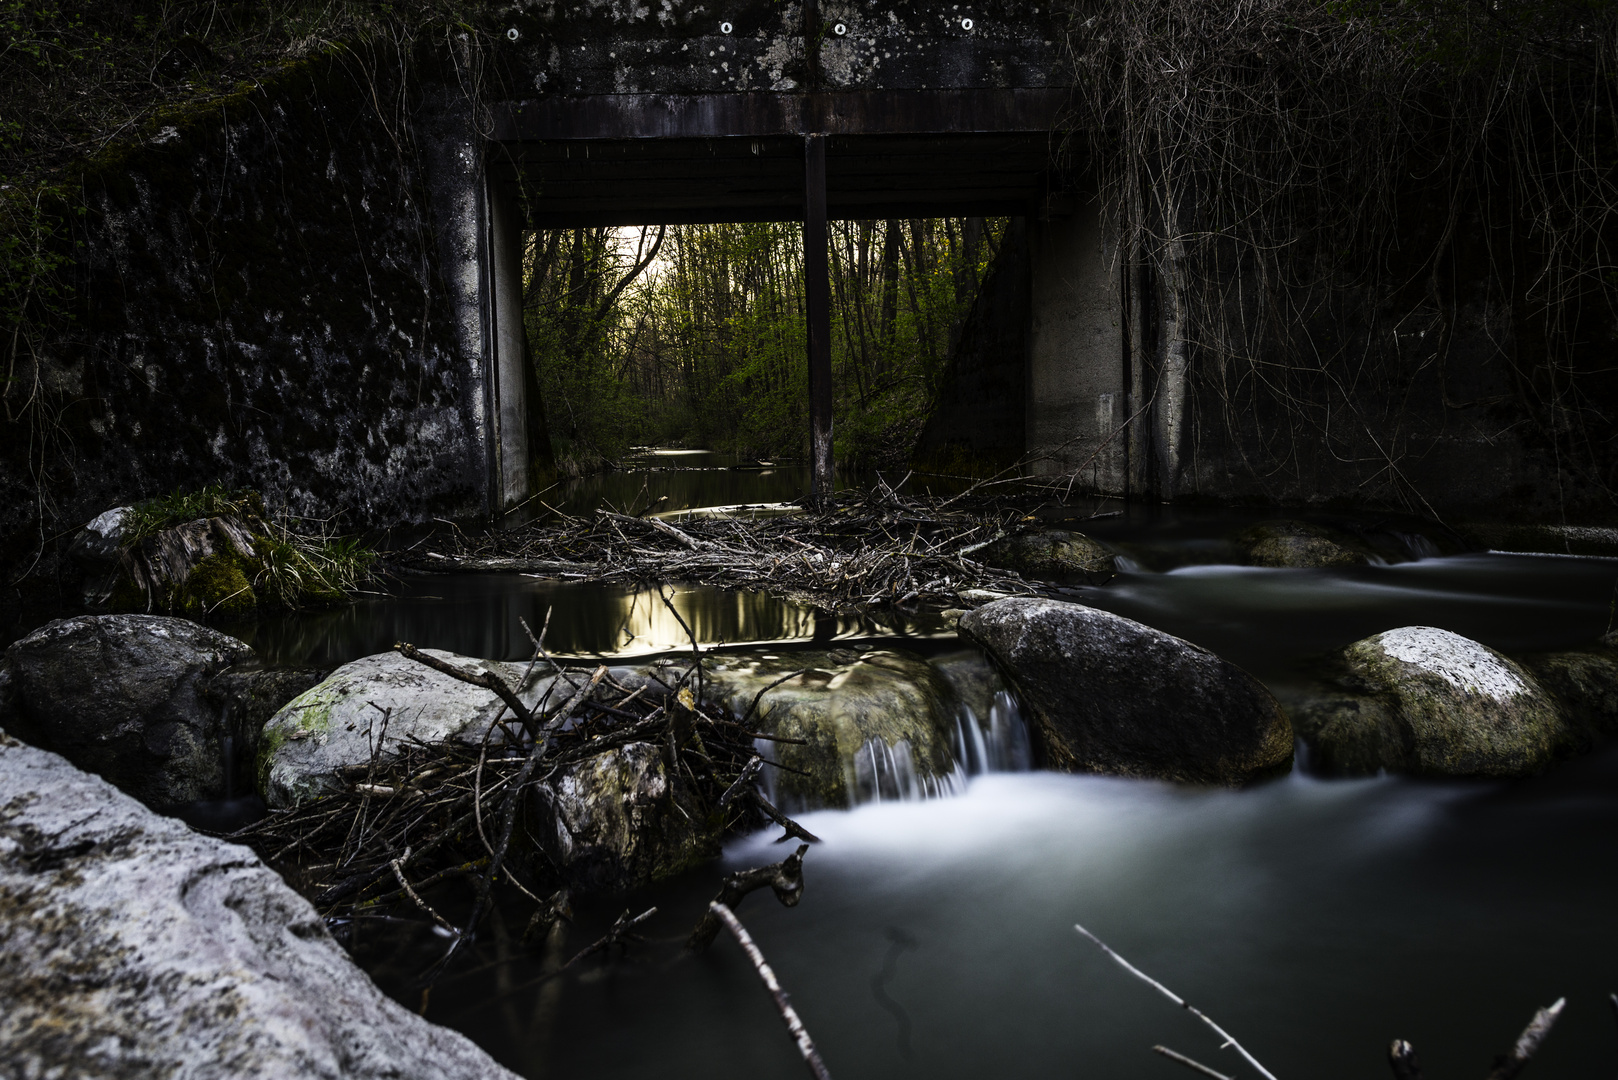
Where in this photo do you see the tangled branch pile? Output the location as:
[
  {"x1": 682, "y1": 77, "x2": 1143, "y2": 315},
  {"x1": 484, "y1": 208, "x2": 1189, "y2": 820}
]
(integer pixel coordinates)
[
  {"x1": 1063, "y1": 0, "x2": 1618, "y2": 507},
  {"x1": 236, "y1": 638, "x2": 816, "y2": 963},
  {"x1": 415, "y1": 481, "x2": 1112, "y2": 613}
]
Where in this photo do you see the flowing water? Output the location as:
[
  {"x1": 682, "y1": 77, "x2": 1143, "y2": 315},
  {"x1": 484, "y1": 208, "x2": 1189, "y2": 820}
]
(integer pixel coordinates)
[{"x1": 239, "y1": 457, "x2": 1618, "y2": 1077}]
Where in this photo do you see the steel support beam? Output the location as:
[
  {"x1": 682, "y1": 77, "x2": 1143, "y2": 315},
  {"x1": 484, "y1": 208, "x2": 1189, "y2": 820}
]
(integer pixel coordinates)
[{"x1": 804, "y1": 133, "x2": 834, "y2": 503}]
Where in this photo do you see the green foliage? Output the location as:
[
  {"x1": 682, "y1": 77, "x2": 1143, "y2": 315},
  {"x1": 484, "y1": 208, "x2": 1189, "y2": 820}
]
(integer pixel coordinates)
[
  {"x1": 525, "y1": 218, "x2": 1000, "y2": 469},
  {"x1": 125, "y1": 484, "x2": 264, "y2": 542},
  {"x1": 121, "y1": 485, "x2": 375, "y2": 614}
]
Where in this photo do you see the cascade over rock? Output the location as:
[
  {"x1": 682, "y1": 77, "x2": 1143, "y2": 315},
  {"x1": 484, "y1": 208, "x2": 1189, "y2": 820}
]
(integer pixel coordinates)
[
  {"x1": 1294, "y1": 626, "x2": 1574, "y2": 776},
  {"x1": 0, "y1": 733, "x2": 516, "y2": 1080},
  {"x1": 1237, "y1": 520, "x2": 1374, "y2": 569},
  {"x1": 958, "y1": 597, "x2": 1293, "y2": 784},
  {"x1": 2, "y1": 614, "x2": 256, "y2": 809},
  {"x1": 702, "y1": 648, "x2": 975, "y2": 810}
]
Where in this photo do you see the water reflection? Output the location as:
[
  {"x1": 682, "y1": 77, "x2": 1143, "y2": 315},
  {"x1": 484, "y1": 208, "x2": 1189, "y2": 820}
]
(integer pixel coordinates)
[{"x1": 231, "y1": 574, "x2": 951, "y2": 669}]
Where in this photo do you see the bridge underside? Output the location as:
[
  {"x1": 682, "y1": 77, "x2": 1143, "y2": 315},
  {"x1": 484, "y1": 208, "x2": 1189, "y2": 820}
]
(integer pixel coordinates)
[{"x1": 492, "y1": 89, "x2": 1076, "y2": 226}]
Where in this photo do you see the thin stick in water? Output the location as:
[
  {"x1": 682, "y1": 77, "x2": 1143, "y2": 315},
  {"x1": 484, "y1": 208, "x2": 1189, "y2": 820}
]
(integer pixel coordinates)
[
  {"x1": 1073, "y1": 922, "x2": 1279, "y2": 1080},
  {"x1": 710, "y1": 901, "x2": 832, "y2": 1080},
  {"x1": 1483, "y1": 998, "x2": 1565, "y2": 1080},
  {"x1": 1153, "y1": 1045, "x2": 1233, "y2": 1080}
]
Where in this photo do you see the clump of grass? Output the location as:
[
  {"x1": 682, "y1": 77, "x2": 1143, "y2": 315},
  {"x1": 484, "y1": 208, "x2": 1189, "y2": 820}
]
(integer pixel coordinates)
[
  {"x1": 125, "y1": 484, "x2": 264, "y2": 542},
  {"x1": 119, "y1": 485, "x2": 377, "y2": 613}
]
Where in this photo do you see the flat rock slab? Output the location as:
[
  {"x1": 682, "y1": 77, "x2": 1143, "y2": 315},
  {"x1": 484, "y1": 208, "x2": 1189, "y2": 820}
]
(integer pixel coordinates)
[
  {"x1": 0, "y1": 732, "x2": 514, "y2": 1080},
  {"x1": 959, "y1": 597, "x2": 1293, "y2": 784}
]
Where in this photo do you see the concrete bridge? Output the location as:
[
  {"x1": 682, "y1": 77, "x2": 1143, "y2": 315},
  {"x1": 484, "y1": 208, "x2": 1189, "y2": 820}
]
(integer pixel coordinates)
[{"x1": 436, "y1": 0, "x2": 1135, "y2": 513}]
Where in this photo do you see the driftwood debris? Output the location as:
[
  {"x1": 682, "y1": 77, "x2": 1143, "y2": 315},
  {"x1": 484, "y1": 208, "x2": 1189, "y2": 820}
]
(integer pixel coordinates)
[
  {"x1": 710, "y1": 901, "x2": 834, "y2": 1080},
  {"x1": 414, "y1": 483, "x2": 1116, "y2": 615},
  {"x1": 231, "y1": 628, "x2": 819, "y2": 983},
  {"x1": 687, "y1": 843, "x2": 810, "y2": 951}
]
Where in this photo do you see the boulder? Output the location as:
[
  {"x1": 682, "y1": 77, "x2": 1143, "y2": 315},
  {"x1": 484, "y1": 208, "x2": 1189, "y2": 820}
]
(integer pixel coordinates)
[
  {"x1": 3, "y1": 614, "x2": 255, "y2": 809},
  {"x1": 1512, "y1": 632, "x2": 1618, "y2": 743},
  {"x1": 1294, "y1": 626, "x2": 1573, "y2": 777},
  {"x1": 526, "y1": 741, "x2": 717, "y2": 895},
  {"x1": 112, "y1": 514, "x2": 263, "y2": 617},
  {"x1": 975, "y1": 529, "x2": 1115, "y2": 580},
  {"x1": 67, "y1": 505, "x2": 133, "y2": 607},
  {"x1": 0, "y1": 732, "x2": 515, "y2": 1080},
  {"x1": 958, "y1": 598, "x2": 1293, "y2": 784},
  {"x1": 1237, "y1": 520, "x2": 1372, "y2": 568},
  {"x1": 259, "y1": 649, "x2": 561, "y2": 808},
  {"x1": 702, "y1": 648, "x2": 969, "y2": 810}
]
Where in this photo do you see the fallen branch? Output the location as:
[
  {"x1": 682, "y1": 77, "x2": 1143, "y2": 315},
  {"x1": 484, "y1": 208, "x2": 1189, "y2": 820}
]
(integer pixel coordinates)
[
  {"x1": 1484, "y1": 998, "x2": 1566, "y2": 1080},
  {"x1": 1154, "y1": 1045, "x2": 1234, "y2": 1080},
  {"x1": 710, "y1": 901, "x2": 833, "y2": 1080},
  {"x1": 1074, "y1": 921, "x2": 1279, "y2": 1080},
  {"x1": 396, "y1": 642, "x2": 539, "y2": 741},
  {"x1": 688, "y1": 844, "x2": 809, "y2": 951}
]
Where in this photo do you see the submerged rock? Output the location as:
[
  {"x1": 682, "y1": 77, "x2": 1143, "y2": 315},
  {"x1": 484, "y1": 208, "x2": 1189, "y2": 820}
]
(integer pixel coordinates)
[
  {"x1": 526, "y1": 741, "x2": 716, "y2": 894},
  {"x1": 1237, "y1": 520, "x2": 1372, "y2": 568},
  {"x1": 1519, "y1": 633, "x2": 1618, "y2": 740},
  {"x1": 703, "y1": 648, "x2": 969, "y2": 810},
  {"x1": 0, "y1": 733, "x2": 516, "y2": 1080},
  {"x1": 2, "y1": 614, "x2": 255, "y2": 809},
  {"x1": 958, "y1": 598, "x2": 1293, "y2": 784},
  {"x1": 974, "y1": 529, "x2": 1115, "y2": 580},
  {"x1": 259, "y1": 649, "x2": 557, "y2": 808},
  {"x1": 1294, "y1": 626, "x2": 1572, "y2": 776}
]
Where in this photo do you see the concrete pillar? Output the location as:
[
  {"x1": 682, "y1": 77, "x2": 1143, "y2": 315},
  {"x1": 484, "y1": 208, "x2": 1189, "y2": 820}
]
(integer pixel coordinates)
[
  {"x1": 485, "y1": 166, "x2": 534, "y2": 514},
  {"x1": 1026, "y1": 205, "x2": 1127, "y2": 495}
]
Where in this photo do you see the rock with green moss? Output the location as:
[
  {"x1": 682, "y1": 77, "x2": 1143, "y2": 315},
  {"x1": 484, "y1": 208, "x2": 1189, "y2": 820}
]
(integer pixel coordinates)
[
  {"x1": 959, "y1": 598, "x2": 1294, "y2": 784},
  {"x1": 1295, "y1": 626, "x2": 1575, "y2": 776},
  {"x1": 259, "y1": 649, "x2": 559, "y2": 808},
  {"x1": 1237, "y1": 520, "x2": 1373, "y2": 568},
  {"x1": 702, "y1": 648, "x2": 969, "y2": 810},
  {"x1": 110, "y1": 515, "x2": 261, "y2": 616},
  {"x1": 974, "y1": 530, "x2": 1115, "y2": 580},
  {"x1": 1518, "y1": 632, "x2": 1618, "y2": 743}
]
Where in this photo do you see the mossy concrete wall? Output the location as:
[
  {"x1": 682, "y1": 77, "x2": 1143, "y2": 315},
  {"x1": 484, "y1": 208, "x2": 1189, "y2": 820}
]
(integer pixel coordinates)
[{"x1": 1, "y1": 47, "x2": 490, "y2": 583}]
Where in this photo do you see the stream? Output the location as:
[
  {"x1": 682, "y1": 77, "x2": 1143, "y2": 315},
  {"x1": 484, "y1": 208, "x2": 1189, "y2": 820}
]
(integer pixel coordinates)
[{"x1": 236, "y1": 451, "x2": 1618, "y2": 1079}]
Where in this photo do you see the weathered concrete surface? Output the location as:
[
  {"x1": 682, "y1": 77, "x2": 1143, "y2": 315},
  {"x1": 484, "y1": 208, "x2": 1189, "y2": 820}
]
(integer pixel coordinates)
[
  {"x1": 1295, "y1": 627, "x2": 1575, "y2": 777},
  {"x1": 2, "y1": 615, "x2": 255, "y2": 810},
  {"x1": 1, "y1": 48, "x2": 487, "y2": 590},
  {"x1": 959, "y1": 597, "x2": 1293, "y2": 784},
  {"x1": 1027, "y1": 207, "x2": 1127, "y2": 490},
  {"x1": 0, "y1": 733, "x2": 516, "y2": 1080}
]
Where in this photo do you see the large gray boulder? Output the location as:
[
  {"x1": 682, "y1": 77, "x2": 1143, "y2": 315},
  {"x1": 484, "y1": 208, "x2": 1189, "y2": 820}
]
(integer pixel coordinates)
[
  {"x1": 1295, "y1": 626, "x2": 1573, "y2": 776},
  {"x1": 703, "y1": 648, "x2": 970, "y2": 810},
  {"x1": 259, "y1": 649, "x2": 560, "y2": 808},
  {"x1": 958, "y1": 598, "x2": 1293, "y2": 784},
  {"x1": 0, "y1": 732, "x2": 515, "y2": 1080},
  {"x1": 3, "y1": 614, "x2": 255, "y2": 809}
]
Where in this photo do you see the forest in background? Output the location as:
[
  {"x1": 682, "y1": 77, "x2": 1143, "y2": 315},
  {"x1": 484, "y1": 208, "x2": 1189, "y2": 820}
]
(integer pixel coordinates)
[{"x1": 522, "y1": 217, "x2": 1005, "y2": 473}]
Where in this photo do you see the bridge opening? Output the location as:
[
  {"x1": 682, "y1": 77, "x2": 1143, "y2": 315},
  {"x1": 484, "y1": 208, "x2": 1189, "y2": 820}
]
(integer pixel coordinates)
[{"x1": 481, "y1": 118, "x2": 1113, "y2": 516}]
